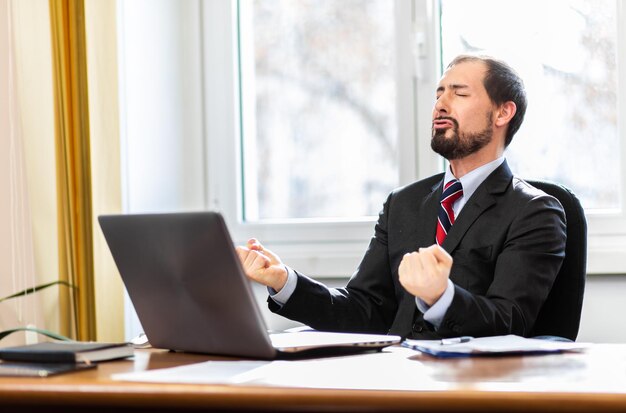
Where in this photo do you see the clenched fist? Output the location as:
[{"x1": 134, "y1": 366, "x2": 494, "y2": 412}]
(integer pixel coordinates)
[
  {"x1": 235, "y1": 238, "x2": 288, "y2": 292},
  {"x1": 398, "y1": 244, "x2": 453, "y2": 306}
]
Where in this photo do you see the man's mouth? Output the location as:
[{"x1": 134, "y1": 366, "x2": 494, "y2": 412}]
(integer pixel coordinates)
[{"x1": 432, "y1": 118, "x2": 456, "y2": 130}]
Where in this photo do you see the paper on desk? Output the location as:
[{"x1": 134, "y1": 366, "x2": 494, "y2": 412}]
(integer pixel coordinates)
[
  {"x1": 112, "y1": 360, "x2": 270, "y2": 384},
  {"x1": 403, "y1": 334, "x2": 589, "y2": 358},
  {"x1": 112, "y1": 347, "x2": 448, "y2": 391}
]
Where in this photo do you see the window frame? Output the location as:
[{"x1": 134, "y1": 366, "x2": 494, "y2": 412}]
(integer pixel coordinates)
[{"x1": 203, "y1": 0, "x2": 626, "y2": 275}]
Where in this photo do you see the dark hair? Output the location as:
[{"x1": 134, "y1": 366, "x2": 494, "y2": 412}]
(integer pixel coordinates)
[{"x1": 448, "y1": 55, "x2": 527, "y2": 147}]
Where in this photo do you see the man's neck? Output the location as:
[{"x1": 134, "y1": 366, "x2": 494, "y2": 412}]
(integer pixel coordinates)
[{"x1": 449, "y1": 143, "x2": 504, "y2": 179}]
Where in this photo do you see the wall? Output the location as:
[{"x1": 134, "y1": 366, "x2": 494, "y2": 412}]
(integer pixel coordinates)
[
  {"x1": 577, "y1": 275, "x2": 626, "y2": 343},
  {"x1": 118, "y1": 0, "x2": 206, "y2": 340}
]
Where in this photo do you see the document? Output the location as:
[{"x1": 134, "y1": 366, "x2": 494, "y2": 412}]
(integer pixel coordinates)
[
  {"x1": 113, "y1": 347, "x2": 448, "y2": 391},
  {"x1": 112, "y1": 344, "x2": 610, "y2": 393},
  {"x1": 402, "y1": 334, "x2": 589, "y2": 358}
]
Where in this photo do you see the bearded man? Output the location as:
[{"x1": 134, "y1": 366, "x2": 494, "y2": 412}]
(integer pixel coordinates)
[{"x1": 236, "y1": 55, "x2": 566, "y2": 339}]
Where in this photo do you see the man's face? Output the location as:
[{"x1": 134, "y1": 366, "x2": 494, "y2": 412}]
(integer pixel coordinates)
[{"x1": 431, "y1": 60, "x2": 496, "y2": 160}]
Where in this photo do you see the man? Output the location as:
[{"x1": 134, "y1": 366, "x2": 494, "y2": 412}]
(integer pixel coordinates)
[{"x1": 236, "y1": 55, "x2": 566, "y2": 339}]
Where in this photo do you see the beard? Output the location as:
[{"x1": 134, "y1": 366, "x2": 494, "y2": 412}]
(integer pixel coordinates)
[{"x1": 431, "y1": 113, "x2": 493, "y2": 160}]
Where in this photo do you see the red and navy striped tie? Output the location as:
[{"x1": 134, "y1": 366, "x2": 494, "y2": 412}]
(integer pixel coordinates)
[{"x1": 436, "y1": 180, "x2": 463, "y2": 245}]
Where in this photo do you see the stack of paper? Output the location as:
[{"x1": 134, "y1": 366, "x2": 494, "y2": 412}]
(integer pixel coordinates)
[{"x1": 402, "y1": 335, "x2": 589, "y2": 358}]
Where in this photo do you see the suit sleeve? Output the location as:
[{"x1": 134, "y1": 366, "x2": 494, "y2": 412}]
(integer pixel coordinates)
[
  {"x1": 268, "y1": 193, "x2": 399, "y2": 334},
  {"x1": 437, "y1": 194, "x2": 567, "y2": 337}
]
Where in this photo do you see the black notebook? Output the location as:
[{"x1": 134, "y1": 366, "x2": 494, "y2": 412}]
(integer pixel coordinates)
[
  {"x1": 0, "y1": 361, "x2": 95, "y2": 377},
  {"x1": 0, "y1": 342, "x2": 134, "y2": 364}
]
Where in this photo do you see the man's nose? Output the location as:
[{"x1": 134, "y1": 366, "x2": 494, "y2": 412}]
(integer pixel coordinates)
[{"x1": 433, "y1": 97, "x2": 449, "y2": 117}]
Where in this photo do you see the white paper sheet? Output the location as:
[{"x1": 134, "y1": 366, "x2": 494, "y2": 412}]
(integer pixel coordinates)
[
  {"x1": 112, "y1": 347, "x2": 446, "y2": 391},
  {"x1": 113, "y1": 360, "x2": 270, "y2": 384}
]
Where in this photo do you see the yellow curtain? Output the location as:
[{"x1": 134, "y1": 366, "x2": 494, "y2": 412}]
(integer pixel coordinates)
[{"x1": 49, "y1": 0, "x2": 96, "y2": 341}]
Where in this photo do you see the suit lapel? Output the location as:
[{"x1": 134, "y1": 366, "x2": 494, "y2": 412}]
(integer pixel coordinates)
[
  {"x1": 415, "y1": 181, "x2": 442, "y2": 247},
  {"x1": 442, "y1": 160, "x2": 513, "y2": 254},
  {"x1": 393, "y1": 178, "x2": 443, "y2": 334}
]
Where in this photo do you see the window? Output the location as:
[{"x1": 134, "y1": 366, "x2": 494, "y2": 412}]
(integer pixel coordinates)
[
  {"x1": 205, "y1": 0, "x2": 626, "y2": 274},
  {"x1": 239, "y1": 1, "x2": 399, "y2": 221}
]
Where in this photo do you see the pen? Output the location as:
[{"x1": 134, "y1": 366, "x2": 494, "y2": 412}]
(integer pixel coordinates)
[{"x1": 440, "y1": 336, "x2": 473, "y2": 345}]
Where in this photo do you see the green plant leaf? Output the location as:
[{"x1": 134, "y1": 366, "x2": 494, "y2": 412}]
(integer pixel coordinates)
[
  {"x1": 0, "y1": 326, "x2": 73, "y2": 342},
  {"x1": 0, "y1": 280, "x2": 75, "y2": 303}
]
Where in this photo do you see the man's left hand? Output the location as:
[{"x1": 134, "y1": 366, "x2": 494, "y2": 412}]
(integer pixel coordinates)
[{"x1": 398, "y1": 244, "x2": 453, "y2": 306}]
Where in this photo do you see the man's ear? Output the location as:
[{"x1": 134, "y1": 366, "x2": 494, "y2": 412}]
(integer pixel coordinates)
[{"x1": 495, "y1": 101, "x2": 517, "y2": 127}]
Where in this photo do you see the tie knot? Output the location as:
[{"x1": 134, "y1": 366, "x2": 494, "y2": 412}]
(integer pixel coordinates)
[{"x1": 441, "y1": 180, "x2": 463, "y2": 207}]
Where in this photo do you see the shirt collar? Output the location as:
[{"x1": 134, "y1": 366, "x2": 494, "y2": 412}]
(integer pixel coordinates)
[{"x1": 443, "y1": 156, "x2": 505, "y2": 201}]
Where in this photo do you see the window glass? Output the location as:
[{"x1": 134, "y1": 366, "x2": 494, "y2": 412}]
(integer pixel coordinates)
[
  {"x1": 239, "y1": 0, "x2": 398, "y2": 221},
  {"x1": 440, "y1": 0, "x2": 619, "y2": 210}
]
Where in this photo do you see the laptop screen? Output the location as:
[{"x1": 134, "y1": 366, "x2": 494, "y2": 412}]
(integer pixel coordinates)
[{"x1": 99, "y1": 211, "x2": 277, "y2": 358}]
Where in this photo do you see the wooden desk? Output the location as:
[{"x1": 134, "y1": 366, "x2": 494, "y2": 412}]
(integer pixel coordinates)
[{"x1": 1, "y1": 344, "x2": 626, "y2": 412}]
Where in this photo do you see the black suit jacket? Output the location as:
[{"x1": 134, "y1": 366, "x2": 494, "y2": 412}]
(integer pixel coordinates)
[{"x1": 269, "y1": 161, "x2": 567, "y2": 339}]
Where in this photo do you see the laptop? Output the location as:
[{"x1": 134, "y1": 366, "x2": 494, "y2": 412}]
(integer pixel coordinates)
[{"x1": 98, "y1": 211, "x2": 400, "y2": 359}]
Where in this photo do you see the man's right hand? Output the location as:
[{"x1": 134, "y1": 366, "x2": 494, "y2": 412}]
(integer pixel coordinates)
[{"x1": 235, "y1": 238, "x2": 288, "y2": 292}]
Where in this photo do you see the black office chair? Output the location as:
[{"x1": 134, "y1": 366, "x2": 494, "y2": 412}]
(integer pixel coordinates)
[{"x1": 526, "y1": 180, "x2": 587, "y2": 341}]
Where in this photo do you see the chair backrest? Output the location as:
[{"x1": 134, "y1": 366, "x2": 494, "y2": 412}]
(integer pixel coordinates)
[{"x1": 526, "y1": 180, "x2": 587, "y2": 341}]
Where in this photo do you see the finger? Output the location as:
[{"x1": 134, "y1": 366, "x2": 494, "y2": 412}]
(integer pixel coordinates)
[
  {"x1": 251, "y1": 252, "x2": 271, "y2": 271},
  {"x1": 398, "y1": 255, "x2": 407, "y2": 278},
  {"x1": 398, "y1": 253, "x2": 411, "y2": 275},
  {"x1": 398, "y1": 260, "x2": 408, "y2": 288},
  {"x1": 253, "y1": 244, "x2": 282, "y2": 266},
  {"x1": 401, "y1": 252, "x2": 416, "y2": 265},
  {"x1": 429, "y1": 244, "x2": 453, "y2": 267},
  {"x1": 235, "y1": 246, "x2": 251, "y2": 264},
  {"x1": 244, "y1": 250, "x2": 266, "y2": 271},
  {"x1": 399, "y1": 252, "x2": 422, "y2": 282},
  {"x1": 418, "y1": 247, "x2": 438, "y2": 274},
  {"x1": 242, "y1": 250, "x2": 256, "y2": 270},
  {"x1": 248, "y1": 238, "x2": 263, "y2": 251},
  {"x1": 235, "y1": 245, "x2": 249, "y2": 256},
  {"x1": 408, "y1": 251, "x2": 424, "y2": 273}
]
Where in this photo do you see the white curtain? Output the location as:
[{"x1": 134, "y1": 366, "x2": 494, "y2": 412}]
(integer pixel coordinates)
[{"x1": 0, "y1": 0, "x2": 43, "y2": 346}]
